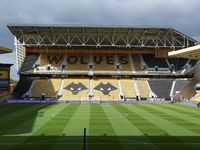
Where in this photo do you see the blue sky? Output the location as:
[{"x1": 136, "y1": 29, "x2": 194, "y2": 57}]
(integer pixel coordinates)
[{"x1": 0, "y1": 0, "x2": 200, "y2": 80}]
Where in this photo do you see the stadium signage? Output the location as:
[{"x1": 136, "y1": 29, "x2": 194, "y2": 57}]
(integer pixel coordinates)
[
  {"x1": 0, "y1": 71, "x2": 9, "y2": 90},
  {"x1": 47, "y1": 55, "x2": 129, "y2": 65},
  {"x1": 0, "y1": 64, "x2": 12, "y2": 91},
  {"x1": 0, "y1": 71, "x2": 8, "y2": 79}
]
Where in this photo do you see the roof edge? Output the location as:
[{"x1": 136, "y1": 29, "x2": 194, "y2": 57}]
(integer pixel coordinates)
[{"x1": 7, "y1": 23, "x2": 172, "y2": 29}]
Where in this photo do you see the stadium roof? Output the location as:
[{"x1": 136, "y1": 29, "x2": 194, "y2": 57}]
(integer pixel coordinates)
[
  {"x1": 7, "y1": 24, "x2": 199, "y2": 49},
  {"x1": 0, "y1": 46, "x2": 13, "y2": 54},
  {"x1": 168, "y1": 45, "x2": 200, "y2": 60}
]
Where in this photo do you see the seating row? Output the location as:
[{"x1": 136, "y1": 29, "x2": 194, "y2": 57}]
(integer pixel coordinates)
[
  {"x1": 11, "y1": 77, "x2": 191, "y2": 100},
  {"x1": 19, "y1": 53, "x2": 198, "y2": 74}
]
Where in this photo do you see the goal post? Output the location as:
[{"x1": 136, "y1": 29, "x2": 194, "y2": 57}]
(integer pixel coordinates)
[{"x1": 81, "y1": 97, "x2": 100, "y2": 103}]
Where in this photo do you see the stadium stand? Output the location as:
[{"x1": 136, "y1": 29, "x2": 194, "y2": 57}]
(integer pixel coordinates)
[
  {"x1": 172, "y1": 80, "x2": 191, "y2": 95},
  {"x1": 184, "y1": 59, "x2": 199, "y2": 74},
  {"x1": 142, "y1": 54, "x2": 169, "y2": 68},
  {"x1": 136, "y1": 79, "x2": 149, "y2": 98},
  {"x1": 132, "y1": 54, "x2": 145, "y2": 73},
  {"x1": 19, "y1": 53, "x2": 40, "y2": 73},
  {"x1": 31, "y1": 78, "x2": 62, "y2": 98},
  {"x1": 64, "y1": 54, "x2": 90, "y2": 73},
  {"x1": 40, "y1": 53, "x2": 64, "y2": 67},
  {"x1": 117, "y1": 54, "x2": 133, "y2": 73},
  {"x1": 92, "y1": 54, "x2": 118, "y2": 73},
  {"x1": 148, "y1": 79, "x2": 173, "y2": 99},
  {"x1": 92, "y1": 77, "x2": 120, "y2": 100},
  {"x1": 7, "y1": 25, "x2": 200, "y2": 102},
  {"x1": 189, "y1": 59, "x2": 198, "y2": 67},
  {"x1": 168, "y1": 58, "x2": 188, "y2": 72},
  {"x1": 10, "y1": 79, "x2": 33, "y2": 99},
  {"x1": 60, "y1": 77, "x2": 90, "y2": 100},
  {"x1": 120, "y1": 78, "x2": 136, "y2": 97}
]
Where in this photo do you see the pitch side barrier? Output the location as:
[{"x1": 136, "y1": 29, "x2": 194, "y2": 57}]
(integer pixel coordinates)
[{"x1": 7, "y1": 100, "x2": 172, "y2": 104}]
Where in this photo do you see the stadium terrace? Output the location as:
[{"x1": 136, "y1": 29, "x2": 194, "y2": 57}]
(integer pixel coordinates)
[{"x1": 6, "y1": 24, "x2": 200, "y2": 102}]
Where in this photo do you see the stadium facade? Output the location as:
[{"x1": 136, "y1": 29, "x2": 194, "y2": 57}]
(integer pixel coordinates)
[
  {"x1": 0, "y1": 46, "x2": 13, "y2": 98},
  {"x1": 7, "y1": 24, "x2": 200, "y2": 102}
]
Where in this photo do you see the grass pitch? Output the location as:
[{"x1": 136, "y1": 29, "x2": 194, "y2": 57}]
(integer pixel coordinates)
[{"x1": 0, "y1": 103, "x2": 200, "y2": 150}]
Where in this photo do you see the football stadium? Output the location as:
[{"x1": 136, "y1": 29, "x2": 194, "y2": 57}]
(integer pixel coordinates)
[{"x1": 1, "y1": 24, "x2": 200, "y2": 150}]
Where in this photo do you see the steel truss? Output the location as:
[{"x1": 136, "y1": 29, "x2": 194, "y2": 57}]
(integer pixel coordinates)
[{"x1": 14, "y1": 34, "x2": 197, "y2": 49}]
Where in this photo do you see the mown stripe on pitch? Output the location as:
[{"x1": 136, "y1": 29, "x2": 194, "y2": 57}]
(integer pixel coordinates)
[
  {"x1": 0, "y1": 103, "x2": 34, "y2": 117},
  {"x1": 142, "y1": 104, "x2": 200, "y2": 135},
  {"x1": 88, "y1": 104, "x2": 125, "y2": 150},
  {"x1": 112, "y1": 104, "x2": 162, "y2": 150},
  {"x1": 134, "y1": 104, "x2": 199, "y2": 150},
  {"x1": 155, "y1": 103, "x2": 200, "y2": 119},
  {"x1": 51, "y1": 103, "x2": 91, "y2": 150},
  {"x1": 15, "y1": 103, "x2": 81, "y2": 150},
  {"x1": 147, "y1": 104, "x2": 200, "y2": 124},
  {"x1": 58, "y1": 103, "x2": 91, "y2": 135},
  {"x1": 169, "y1": 103, "x2": 200, "y2": 114},
  {"x1": 137, "y1": 103, "x2": 200, "y2": 149},
  {"x1": 115, "y1": 104, "x2": 195, "y2": 150},
  {"x1": 0, "y1": 103, "x2": 69, "y2": 150},
  {"x1": 0, "y1": 103, "x2": 52, "y2": 125},
  {"x1": 134, "y1": 104, "x2": 198, "y2": 135},
  {"x1": 101, "y1": 103, "x2": 159, "y2": 150},
  {"x1": 0, "y1": 103, "x2": 54, "y2": 136},
  {"x1": 101, "y1": 103, "x2": 144, "y2": 136}
]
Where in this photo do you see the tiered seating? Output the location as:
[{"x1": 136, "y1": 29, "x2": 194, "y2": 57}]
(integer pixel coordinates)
[
  {"x1": 64, "y1": 54, "x2": 90, "y2": 73},
  {"x1": 60, "y1": 77, "x2": 90, "y2": 100},
  {"x1": 142, "y1": 54, "x2": 168, "y2": 68},
  {"x1": 173, "y1": 80, "x2": 191, "y2": 94},
  {"x1": 92, "y1": 54, "x2": 118, "y2": 73},
  {"x1": 132, "y1": 54, "x2": 145, "y2": 73},
  {"x1": 136, "y1": 79, "x2": 149, "y2": 98},
  {"x1": 120, "y1": 78, "x2": 136, "y2": 97},
  {"x1": 31, "y1": 78, "x2": 62, "y2": 97},
  {"x1": 92, "y1": 77, "x2": 120, "y2": 100},
  {"x1": 189, "y1": 59, "x2": 198, "y2": 67},
  {"x1": 148, "y1": 79, "x2": 173, "y2": 99},
  {"x1": 184, "y1": 59, "x2": 198, "y2": 74},
  {"x1": 10, "y1": 79, "x2": 33, "y2": 99},
  {"x1": 19, "y1": 53, "x2": 40, "y2": 73},
  {"x1": 168, "y1": 58, "x2": 188, "y2": 71},
  {"x1": 117, "y1": 54, "x2": 132, "y2": 73},
  {"x1": 40, "y1": 54, "x2": 64, "y2": 67}
]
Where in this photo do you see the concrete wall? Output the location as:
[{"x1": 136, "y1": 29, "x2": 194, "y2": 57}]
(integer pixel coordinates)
[{"x1": 180, "y1": 63, "x2": 200, "y2": 100}]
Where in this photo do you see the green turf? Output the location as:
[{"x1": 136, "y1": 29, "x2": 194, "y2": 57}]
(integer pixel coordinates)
[{"x1": 0, "y1": 103, "x2": 200, "y2": 150}]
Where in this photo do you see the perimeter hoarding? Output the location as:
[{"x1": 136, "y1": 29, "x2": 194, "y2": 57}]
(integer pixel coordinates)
[{"x1": 0, "y1": 64, "x2": 13, "y2": 91}]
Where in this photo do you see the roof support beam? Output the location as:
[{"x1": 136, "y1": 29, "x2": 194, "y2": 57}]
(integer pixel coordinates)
[{"x1": 19, "y1": 27, "x2": 33, "y2": 45}]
